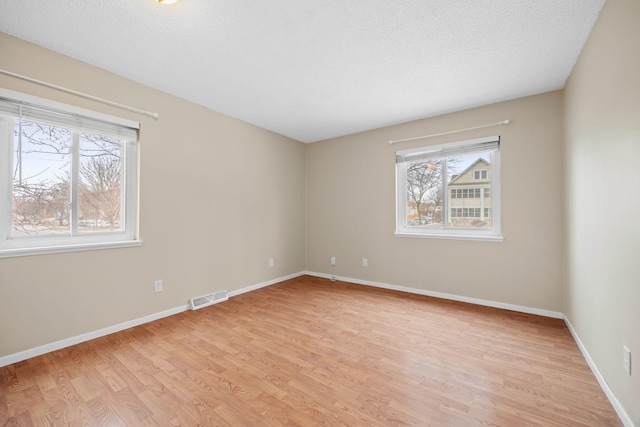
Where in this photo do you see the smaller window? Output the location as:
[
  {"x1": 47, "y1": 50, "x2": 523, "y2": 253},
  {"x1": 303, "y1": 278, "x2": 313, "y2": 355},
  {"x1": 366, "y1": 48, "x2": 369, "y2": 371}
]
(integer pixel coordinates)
[{"x1": 474, "y1": 170, "x2": 488, "y2": 180}]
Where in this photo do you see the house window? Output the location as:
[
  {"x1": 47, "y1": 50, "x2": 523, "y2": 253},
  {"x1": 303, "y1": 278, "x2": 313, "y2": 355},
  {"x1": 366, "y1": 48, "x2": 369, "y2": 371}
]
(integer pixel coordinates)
[
  {"x1": 0, "y1": 89, "x2": 140, "y2": 257},
  {"x1": 452, "y1": 207, "x2": 488, "y2": 218},
  {"x1": 395, "y1": 135, "x2": 502, "y2": 241},
  {"x1": 474, "y1": 170, "x2": 488, "y2": 180},
  {"x1": 451, "y1": 188, "x2": 481, "y2": 199}
]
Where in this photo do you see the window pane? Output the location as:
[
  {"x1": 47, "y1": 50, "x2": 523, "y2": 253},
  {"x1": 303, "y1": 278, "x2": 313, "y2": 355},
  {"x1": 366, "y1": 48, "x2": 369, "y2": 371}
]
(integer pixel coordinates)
[
  {"x1": 405, "y1": 159, "x2": 442, "y2": 227},
  {"x1": 12, "y1": 120, "x2": 71, "y2": 237},
  {"x1": 446, "y1": 152, "x2": 492, "y2": 229},
  {"x1": 78, "y1": 134, "x2": 124, "y2": 233}
]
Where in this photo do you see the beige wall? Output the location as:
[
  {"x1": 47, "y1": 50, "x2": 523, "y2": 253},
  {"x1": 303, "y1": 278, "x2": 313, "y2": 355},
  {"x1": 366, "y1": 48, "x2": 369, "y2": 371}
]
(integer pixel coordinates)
[
  {"x1": 564, "y1": 0, "x2": 640, "y2": 422},
  {"x1": 306, "y1": 91, "x2": 565, "y2": 312},
  {"x1": 0, "y1": 33, "x2": 306, "y2": 357}
]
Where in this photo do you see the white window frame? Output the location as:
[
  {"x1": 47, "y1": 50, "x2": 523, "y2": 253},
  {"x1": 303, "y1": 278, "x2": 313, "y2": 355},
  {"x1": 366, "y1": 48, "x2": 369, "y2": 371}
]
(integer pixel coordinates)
[
  {"x1": 0, "y1": 88, "x2": 142, "y2": 258},
  {"x1": 395, "y1": 135, "x2": 503, "y2": 242}
]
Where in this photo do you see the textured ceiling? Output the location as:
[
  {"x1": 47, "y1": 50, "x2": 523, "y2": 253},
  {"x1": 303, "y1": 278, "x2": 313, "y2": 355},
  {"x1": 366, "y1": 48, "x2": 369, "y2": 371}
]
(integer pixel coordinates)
[{"x1": 0, "y1": 0, "x2": 605, "y2": 143}]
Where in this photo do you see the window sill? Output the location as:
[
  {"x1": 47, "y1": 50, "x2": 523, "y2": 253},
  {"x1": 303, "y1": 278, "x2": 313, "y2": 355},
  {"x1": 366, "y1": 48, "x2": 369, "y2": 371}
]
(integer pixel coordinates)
[
  {"x1": 394, "y1": 232, "x2": 504, "y2": 242},
  {"x1": 0, "y1": 240, "x2": 143, "y2": 258}
]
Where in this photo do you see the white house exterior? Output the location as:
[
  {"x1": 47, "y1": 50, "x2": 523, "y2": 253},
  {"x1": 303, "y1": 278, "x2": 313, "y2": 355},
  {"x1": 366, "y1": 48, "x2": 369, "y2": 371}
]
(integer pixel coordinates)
[{"x1": 447, "y1": 158, "x2": 491, "y2": 228}]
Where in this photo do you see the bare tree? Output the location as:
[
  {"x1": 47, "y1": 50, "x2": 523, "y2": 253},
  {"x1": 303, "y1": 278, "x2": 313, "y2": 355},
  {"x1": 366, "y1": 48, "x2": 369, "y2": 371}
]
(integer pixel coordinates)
[
  {"x1": 78, "y1": 137, "x2": 122, "y2": 230},
  {"x1": 406, "y1": 160, "x2": 443, "y2": 223},
  {"x1": 48, "y1": 176, "x2": 70, "y2": 227},
  {"x1": 406, "y1": 158, "x2": 460, "y2": 225}
]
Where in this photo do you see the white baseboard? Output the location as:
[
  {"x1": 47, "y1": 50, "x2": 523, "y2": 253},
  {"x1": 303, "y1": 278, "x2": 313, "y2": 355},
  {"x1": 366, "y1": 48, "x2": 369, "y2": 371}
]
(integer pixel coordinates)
[
  {"x1": 0, "y1": 271, "x2": 306, "y2": 368},
  {"x1": 0, "y1": 304, "x2": 189, "y2": 368},
  {"x1": 564, "y1": 317, "x2": 635, "y2": 427},
  {"x1": 227, "y1": 271, "x2": 305, "y2": 298},
  {"x1": 304, "y1": 271, "x2": 564, "y2": 319}
]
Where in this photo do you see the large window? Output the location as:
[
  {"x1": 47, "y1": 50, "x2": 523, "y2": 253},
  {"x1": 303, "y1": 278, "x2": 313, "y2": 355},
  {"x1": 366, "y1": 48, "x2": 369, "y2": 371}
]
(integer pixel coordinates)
[
  {"x1": 395, "y1": 136, "x2": 502, "y2": 241},
  {"x1": 0, "y1": 89, "x2": 140, "y2": 257}
]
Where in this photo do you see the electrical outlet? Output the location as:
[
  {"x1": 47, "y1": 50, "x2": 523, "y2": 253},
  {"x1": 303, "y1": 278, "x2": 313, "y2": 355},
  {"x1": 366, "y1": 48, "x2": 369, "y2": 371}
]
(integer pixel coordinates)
[
  {"x1": 269, "y1": 258, "x2": 274, "y2": 267},
  {"x1": 154, "y1": 280, "x2": 163, "y2": 292},
  {"x1": 362, "y1": 258, "x2": 368, "y2": 267},
  {"x1": 330, "y1": 256, "x2": 336, "y2": 266},
  {"x1": 623, "y1": 346, "x2": 631, "y2": 375}
]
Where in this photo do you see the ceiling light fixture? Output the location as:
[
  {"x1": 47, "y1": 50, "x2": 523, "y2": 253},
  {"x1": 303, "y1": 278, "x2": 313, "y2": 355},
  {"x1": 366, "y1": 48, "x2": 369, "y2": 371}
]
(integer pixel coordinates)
[{"x1": 157, "y1": 0, "x2": 179, "y2": 4}]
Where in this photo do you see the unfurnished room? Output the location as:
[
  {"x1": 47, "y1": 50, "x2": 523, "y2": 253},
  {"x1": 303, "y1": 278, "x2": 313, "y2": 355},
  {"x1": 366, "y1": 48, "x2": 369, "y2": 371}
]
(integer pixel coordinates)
[{"x1": 0, "y1": 0, "x2": 638, "y2": 425}]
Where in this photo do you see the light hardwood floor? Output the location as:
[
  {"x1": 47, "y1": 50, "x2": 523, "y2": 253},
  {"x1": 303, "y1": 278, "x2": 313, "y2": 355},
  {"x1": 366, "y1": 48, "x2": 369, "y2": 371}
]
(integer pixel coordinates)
[{"x1": 0, "y1": 276, "x2": 621, "y2": 426}]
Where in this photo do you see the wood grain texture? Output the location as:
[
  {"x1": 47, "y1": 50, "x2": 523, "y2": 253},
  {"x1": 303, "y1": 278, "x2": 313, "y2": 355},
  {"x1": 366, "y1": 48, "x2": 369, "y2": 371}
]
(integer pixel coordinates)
[{"x1": 0, "y1": 276, "x2": 621, "y2": 426}]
